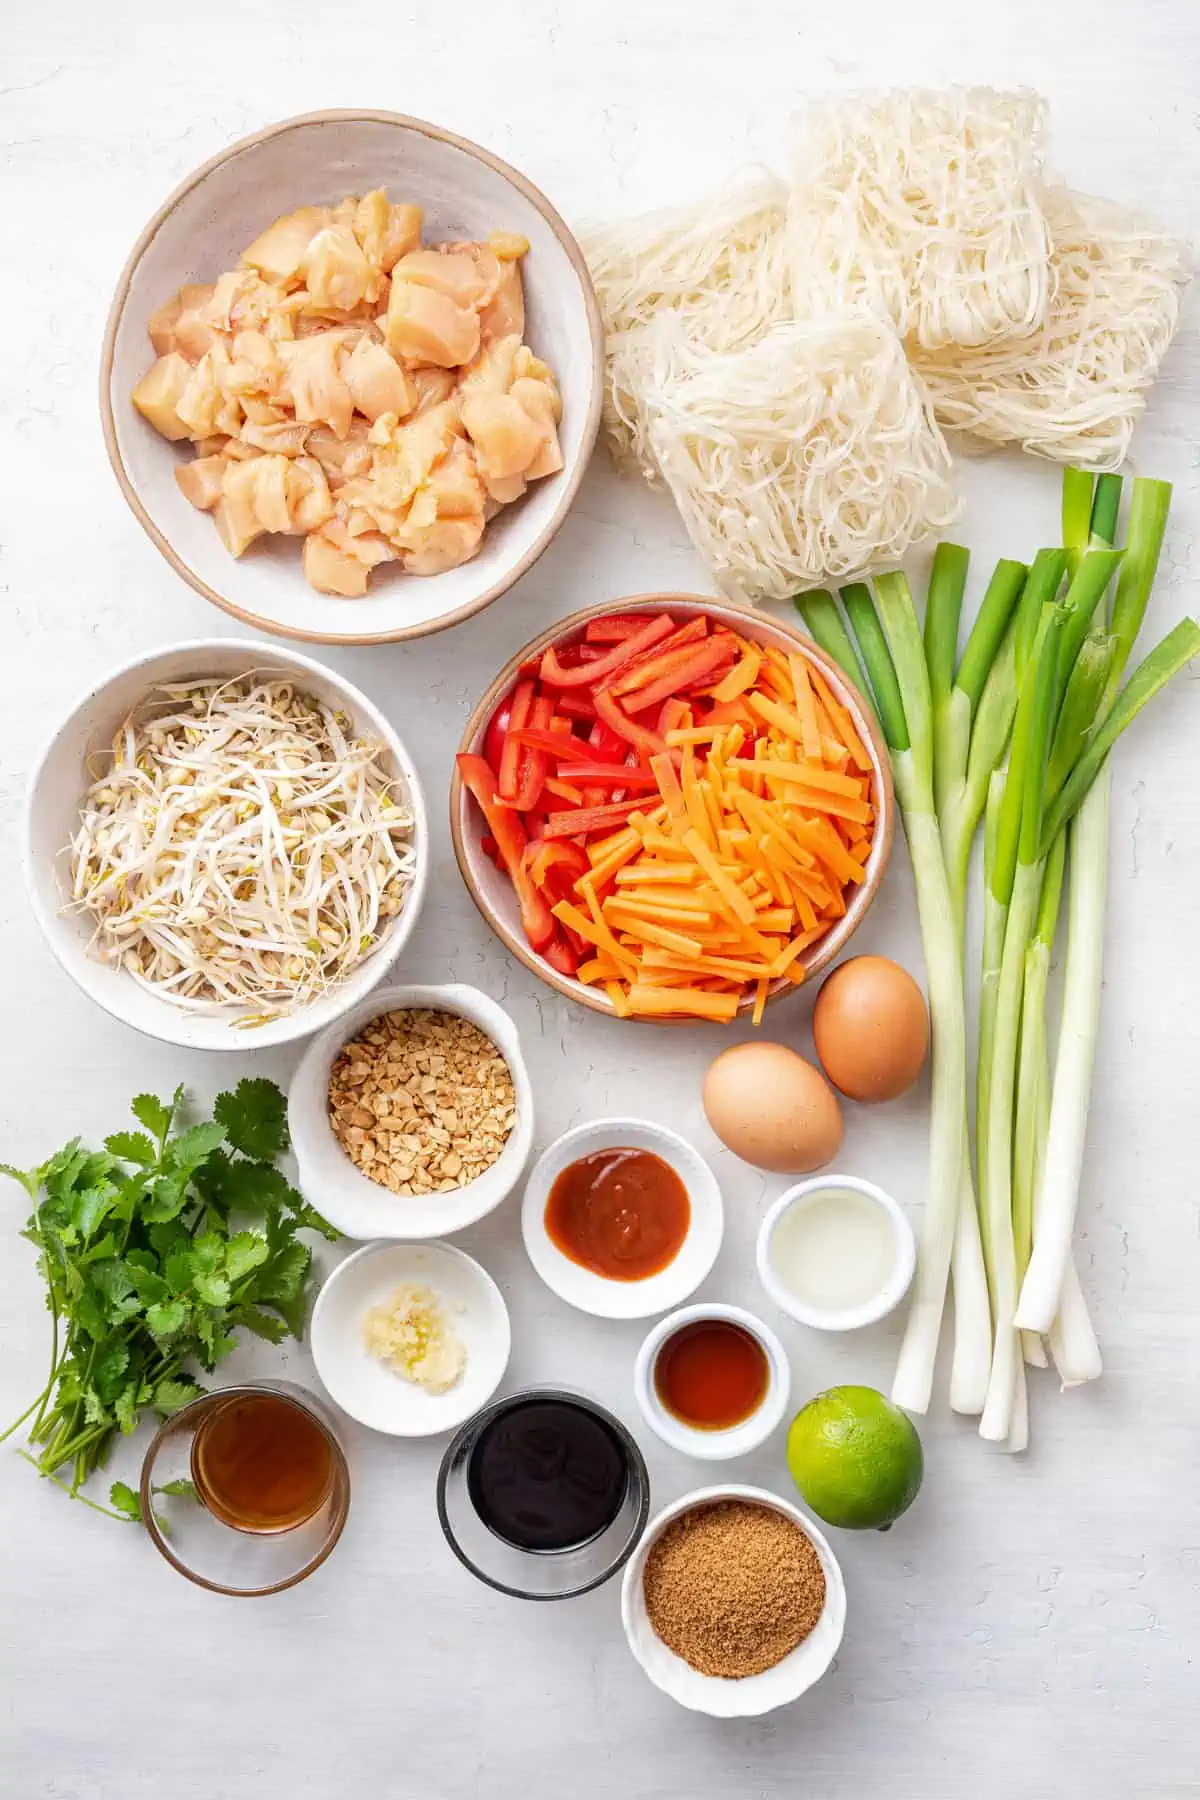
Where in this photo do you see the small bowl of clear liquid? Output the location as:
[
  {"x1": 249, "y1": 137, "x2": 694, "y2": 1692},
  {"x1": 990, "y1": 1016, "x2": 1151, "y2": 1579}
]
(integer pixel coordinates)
[{"x1": 755, "y1": 1176, "x2": 915, "y2": 1331}]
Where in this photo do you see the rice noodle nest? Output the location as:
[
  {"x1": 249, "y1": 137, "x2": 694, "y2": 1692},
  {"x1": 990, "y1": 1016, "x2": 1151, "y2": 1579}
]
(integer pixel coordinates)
[
  {"x1": 640, "y1": 313, "x2": 961, "y2": 602},
  {"x1": 912, "y1": 187, "x2": 1189, "y2": 469},
  {"x1": 579, "y1": 168, "x2": 790, "y2": 471},
  {"x1": 787, "y1": 86, "x2": 1052, "y2": 352}
]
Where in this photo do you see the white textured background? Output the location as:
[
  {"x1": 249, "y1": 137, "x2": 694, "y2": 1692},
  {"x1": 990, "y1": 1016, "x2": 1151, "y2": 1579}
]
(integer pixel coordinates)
[{"x1": 2, "y1": 6, "x2": 1198, "y2": 1797}]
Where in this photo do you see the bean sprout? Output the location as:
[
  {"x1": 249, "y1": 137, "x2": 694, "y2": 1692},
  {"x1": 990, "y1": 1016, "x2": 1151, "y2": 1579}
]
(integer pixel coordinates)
[{"x1": 68, "y1": 674, "x2": 416, "y2": 1024}]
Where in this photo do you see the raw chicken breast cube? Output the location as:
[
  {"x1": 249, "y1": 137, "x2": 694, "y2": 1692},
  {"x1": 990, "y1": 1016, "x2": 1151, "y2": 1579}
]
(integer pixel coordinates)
[
  {"x1": 385, "y1": 277, "x2": 480, "y2": 368},
  {"x1": 345, "y1": 337, "x2": 413, "y2": 422},
  {"x1": 132, "y1": 353, "x2": 194, "y2": 440},
  {"x1": 148, "y1": 293, "x2": 183, "y2": 356},
  {"x1": 303, "y1": 529, "x2": 370, "y2": 597},
  {"x1": 460, "y1": 390, "x2": 544, "y2": 482},
  {"x1": 242, "y1": 206, "x2": 331, "y2": 282},
  {"x1": 304, "y1": 226, "x2": 371, "y2": 312},
  {"x1": 175, "y1": 456, "x2": 226, "y2": 511}
]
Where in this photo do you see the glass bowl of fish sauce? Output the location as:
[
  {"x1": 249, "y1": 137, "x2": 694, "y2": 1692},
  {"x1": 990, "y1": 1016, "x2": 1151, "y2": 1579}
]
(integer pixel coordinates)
[
  {"x1": 139, "y1": 1380, "x2": 350, "y2": 1596},
  {"x1": 436, "y1": 1386, "x2": 650, "y2": 1600}
]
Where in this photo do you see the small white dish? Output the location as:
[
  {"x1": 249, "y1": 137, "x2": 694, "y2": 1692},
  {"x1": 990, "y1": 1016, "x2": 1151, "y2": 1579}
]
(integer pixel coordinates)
[
  {"x1": 633, "y1": 1303, "x2": 790, "y2": 1462},
  {"x1": 621, "y1": 1484, "x2": 846, "y2": 1717},
  {"x1": 101, "y1": 109, "x2": 602, "y2": 646},
  {"x1": 289, "y1": 982, "x2": 533, "y2": 1241},
  {"x1": 24, "y1": 638, "x2": 427, "y2": 1052},
  {"x1": 756, "y1": 1174, "x2": 916, "y2": 1331},
  {"x1": 521, "y1": 1118, "x2": 723, "y2": 1320},
  {"x1": 310, "y1": 1240, "x2": 510, "y2": 1437}
]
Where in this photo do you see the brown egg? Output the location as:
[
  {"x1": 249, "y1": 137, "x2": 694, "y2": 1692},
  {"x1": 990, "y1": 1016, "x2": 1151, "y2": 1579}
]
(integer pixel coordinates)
[
  {"x1": 702, "y1": 1042, "x2": 843, "y2": 1174},
  {"x1": 813, "y1": 955, "x2": 929, "y2": 1103}
]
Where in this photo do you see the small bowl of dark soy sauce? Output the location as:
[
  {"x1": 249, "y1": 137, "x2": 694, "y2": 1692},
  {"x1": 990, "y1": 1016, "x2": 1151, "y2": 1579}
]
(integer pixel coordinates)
[{"x1": 437, "y1": 1387, "x2": 649, "y2": 1600}]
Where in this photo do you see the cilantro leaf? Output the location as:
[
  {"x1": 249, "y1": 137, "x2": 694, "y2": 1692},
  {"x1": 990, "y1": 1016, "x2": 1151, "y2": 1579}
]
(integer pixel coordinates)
[
  {"x1": 91, "y1": 1340, "x2": 130, "y2": 1404},
  {"x1": 141, "y1": 1173, "x2": 191, "y2": 1224},
  {"x1": 153, "y1": 1377, "x2": 202, "y2": 1416},
  {"x1": 114, "y1": 1383, "x2": 141, "y2": 1434},
  {"x1": 154, "y1": 1478, "x2": 198, "y2": 1500},
  {"x1": 254, "y1": 1240, "x2": 310, "y2": 1305},
  {"x1": 225, "y1": 1232, "x2": 270, "y2": 1283},
  {"x1": 232, "y1": 1305, "x2": 289, "y2": 1344},
  {"x1": 126, "y1": 1264, "x2": 169, "y2": 1307},
  {"x1": 193, "y1": 1271, "x2": 231, "y2": 1308},
  {"x1": 109, "y1": 1480, "x2": 141, "y2": 1521},
  {"x1": 71, "y1": 1185, "x2": 115, "y2": 1241},
  {"x1": 104, "y1": 1131, "x2": 157, "y2": 1167},
  {"x1": 146, "y1": 1299, "x2": 187, "y2": 1338},
  {"x1": 0, "y1": 1162, "x2": 39, "y2": 1200},
  {"x1": 130, "y1": 1093, "x2": 175, "y2": 1147},
  {"x1": 214, "y1": 1078, "x2": 289, "y2": 1161},
  {"x1": 164, "y1": 1121, "x2": 227, "y2": 1177}
]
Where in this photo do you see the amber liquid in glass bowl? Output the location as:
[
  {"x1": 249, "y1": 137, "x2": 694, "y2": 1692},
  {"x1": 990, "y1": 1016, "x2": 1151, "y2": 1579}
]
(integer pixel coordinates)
[{"x1": 191, "y1": 1390, "x2": 336, "y2": 1534}]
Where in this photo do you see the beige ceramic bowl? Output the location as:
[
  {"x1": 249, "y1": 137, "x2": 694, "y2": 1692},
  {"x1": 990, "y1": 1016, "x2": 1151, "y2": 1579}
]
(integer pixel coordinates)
[
  {"x1": 450, "y1": 595, "x2": 894, "y2": 1022},
  {"x1": 101, "y1": 110, "x2": 603, "y2": 646}
]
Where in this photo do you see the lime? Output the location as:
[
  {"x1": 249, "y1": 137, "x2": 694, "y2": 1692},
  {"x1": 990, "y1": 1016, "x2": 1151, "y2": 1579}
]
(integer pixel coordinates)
[{"x1": 785, "y1": 1385, "x2": 923, "y2": 1531}]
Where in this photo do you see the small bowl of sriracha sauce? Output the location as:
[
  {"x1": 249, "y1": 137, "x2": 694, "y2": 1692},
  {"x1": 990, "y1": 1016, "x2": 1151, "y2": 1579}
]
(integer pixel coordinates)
[
  {"x1": 633, "y1": 1303, "x2": 791, "y2": 1462},
  {"x1": 520, "y1": 1117, "x2": 724, "y2": 1319}
]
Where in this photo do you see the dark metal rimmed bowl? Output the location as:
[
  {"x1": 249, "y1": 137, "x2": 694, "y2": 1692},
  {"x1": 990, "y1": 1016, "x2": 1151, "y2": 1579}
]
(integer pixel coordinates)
[{"x1": 436, "y1": 1385, "x2": 650, "y2": 1601}]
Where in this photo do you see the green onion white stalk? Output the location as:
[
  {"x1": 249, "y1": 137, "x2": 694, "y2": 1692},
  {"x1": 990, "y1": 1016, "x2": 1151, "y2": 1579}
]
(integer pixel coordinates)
[{"x1": 797, "y1": 474, "x2": 1197, "y2": 1435}]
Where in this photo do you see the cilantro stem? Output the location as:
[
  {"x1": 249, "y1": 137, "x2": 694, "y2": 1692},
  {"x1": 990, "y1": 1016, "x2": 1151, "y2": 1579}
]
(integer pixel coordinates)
[{"x1": 17, "y1": 1452, "x2": 136, "y2": 1521}]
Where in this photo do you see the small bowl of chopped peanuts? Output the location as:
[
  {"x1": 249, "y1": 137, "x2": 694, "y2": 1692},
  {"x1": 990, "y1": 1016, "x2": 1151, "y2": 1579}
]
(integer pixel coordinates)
[{"x1": 288, "y1": 982, "x2": 534, "y2": 1240}]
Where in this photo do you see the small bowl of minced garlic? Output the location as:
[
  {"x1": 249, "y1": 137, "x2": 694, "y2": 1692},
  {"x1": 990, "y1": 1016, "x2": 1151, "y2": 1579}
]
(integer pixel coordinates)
[
  {"x1": 289, "y1": 982, "x2": 534, "y2": 1240},
  {"x1": 311, "y1": 1240, "x2": 511, "y2": 1437}
]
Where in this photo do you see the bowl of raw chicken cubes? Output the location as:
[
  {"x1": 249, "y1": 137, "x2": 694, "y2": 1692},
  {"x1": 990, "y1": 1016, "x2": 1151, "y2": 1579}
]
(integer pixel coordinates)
[{"x1": 102, "y1": 110, "x2": 604, "y2": 644}]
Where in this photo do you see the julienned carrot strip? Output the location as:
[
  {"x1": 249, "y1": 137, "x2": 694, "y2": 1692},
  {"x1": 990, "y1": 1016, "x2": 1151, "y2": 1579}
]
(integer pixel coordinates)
[
  {"x1": 650, "y1": 752, "x2": 687, "y2": 825},
  {"x1": 808, "y1": 667, "x2": 872, "y2": 771},
  {"x1": 681, "y1": 830, "x2": 758, "y2": 926},
  {"x1": 789, "y1": 656, "x2": 823, "y2": 760},
  {"x1": 609, "y1": 896, "x2": 717, "y2": 926},
  {"x1": 753, "y1": 978, "x2": 769, "y2": 1026},
  {"x1": 711, "y1": 648, "x2": 763, "y2": 704},
  {"x1": 728, "y1": 756, "x2": 864, "y2": 798},
  {"x1": 554, "y1": 898, "x2": 638, "y2": 975},
  {"x1": 604, "y1": 981, "x2": 632, "y2": 1017},
  {"x1": 608, "y1": 914, "x2": 706, "y2": 956},
  {"x1": 613, "y1": 861, "x2": 697, "y2": 886},
  {"x1": 627, "y1": 985, "x2": 740, "y2": 1022}
]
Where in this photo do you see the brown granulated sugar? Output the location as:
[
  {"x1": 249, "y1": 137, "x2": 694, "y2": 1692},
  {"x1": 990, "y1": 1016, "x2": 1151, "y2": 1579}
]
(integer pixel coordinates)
[{"x1": 642, "y1": 1499, "x2": 825, "y2": 1679}]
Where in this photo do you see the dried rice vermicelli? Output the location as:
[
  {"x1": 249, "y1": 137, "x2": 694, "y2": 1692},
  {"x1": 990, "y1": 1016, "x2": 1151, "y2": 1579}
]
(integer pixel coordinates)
[
  {"x1": 787, "y1": 87, "x2": 1052, "y2": 352},
  {"x1": 912, "y1": 186, "x2": 1188, "y2": 469},
  {"x1": 639, "y1": 313, "x2": 960, "y2": 602},
  {"x1": 579, "y1": 168, "x2": 790, "y2": 470}
]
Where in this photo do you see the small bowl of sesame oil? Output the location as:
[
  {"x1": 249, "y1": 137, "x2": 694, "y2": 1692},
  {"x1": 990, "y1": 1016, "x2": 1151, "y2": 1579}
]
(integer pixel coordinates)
[{"x1": 633, "y1": 1303, "x2": 791, "y2": 1461}]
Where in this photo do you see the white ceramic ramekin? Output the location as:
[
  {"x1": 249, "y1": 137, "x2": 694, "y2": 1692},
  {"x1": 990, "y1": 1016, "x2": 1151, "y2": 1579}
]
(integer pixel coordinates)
[
  {"x1": 289, "y1": 982, "x2": 533, "y2": 1240},
  {"x1": 520, "y1": 1118, "x2": 723, "y2": 1320},
  {"x1": 633, "y1": 1302, "x2": 790, "y2": 1461},
  {"x1": 755, "y1": 1173, "x2": 916, "y2": 1331},
  {"x1": 621, "y1": 1483, "x2": 846, "y2": 1717}
]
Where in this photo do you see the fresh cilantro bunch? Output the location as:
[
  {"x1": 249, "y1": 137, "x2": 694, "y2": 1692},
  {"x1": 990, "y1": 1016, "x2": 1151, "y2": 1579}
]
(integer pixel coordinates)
[{"x1": 1, "y1": 1079, "x2": 337, "y2": 1520}]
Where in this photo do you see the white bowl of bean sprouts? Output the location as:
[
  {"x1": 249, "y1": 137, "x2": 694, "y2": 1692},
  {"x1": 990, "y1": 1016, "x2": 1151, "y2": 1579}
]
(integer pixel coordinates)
[{"x1": 24, "y1": 639, "x2": 428, "y2": 1050}]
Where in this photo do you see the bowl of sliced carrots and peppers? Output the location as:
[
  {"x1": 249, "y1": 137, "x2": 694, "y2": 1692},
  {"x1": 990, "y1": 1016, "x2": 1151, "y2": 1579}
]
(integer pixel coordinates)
[{"x1": 450, "y1": 596, "x2": 894, "y2": 1023}]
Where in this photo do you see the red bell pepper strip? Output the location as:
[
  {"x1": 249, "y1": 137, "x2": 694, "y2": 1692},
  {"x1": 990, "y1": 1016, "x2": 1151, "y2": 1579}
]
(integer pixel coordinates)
[
  {"x1": 526, "y1": 839, "x2": 589, "y2": 903},
  {"x1": 480, "y1": 833, "x2": 507, "y2": 873},
  {"x1": 542, "y1": 797, "x2": 648, "y2": 839},
  {"x1": 511, "y1": 694, "x2": 554, "y2": 810},
  {"x1": 543, "y1": 931, "x2": 583, "y2": 976},
  {"x1": 588, "y1": 718, "x2": 629, "y2": 760},
  {"x1": 622, "y1": 638, "x2": 739, "y2": 715},
  {"x1": 497, "y1": 678, "x2": 535, "y2": 801},
  {"x1": 508, "y1": 726, "x2": 618, "y2": 763},
  {"x1": 559, "y1": 762, "x2": 659, "y2": 788},
  {"x1": 609, "y1": 628, "x2": 733, "y2": 699},
  {"x1": 457, "y1": 753, "x2": 555, "y2": 950},
  {"x1": 538, "y1": 614, "x2": 674, "y2": 688},
  {"x1": 600, "y1": 616, "x2": 709, "y2": 692},
  {"x1": 593, "y1": 687, "x2": 668, "y2": 759},
  {"x1": 484, "y1": 691, "x2": 514, "y2": 776},
  {"x1": 585, "y1": 614, "x2": 653, "y2": 643},
  {"x1": 553, "y1": 692, "x2": 597, "y2": 722}
]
